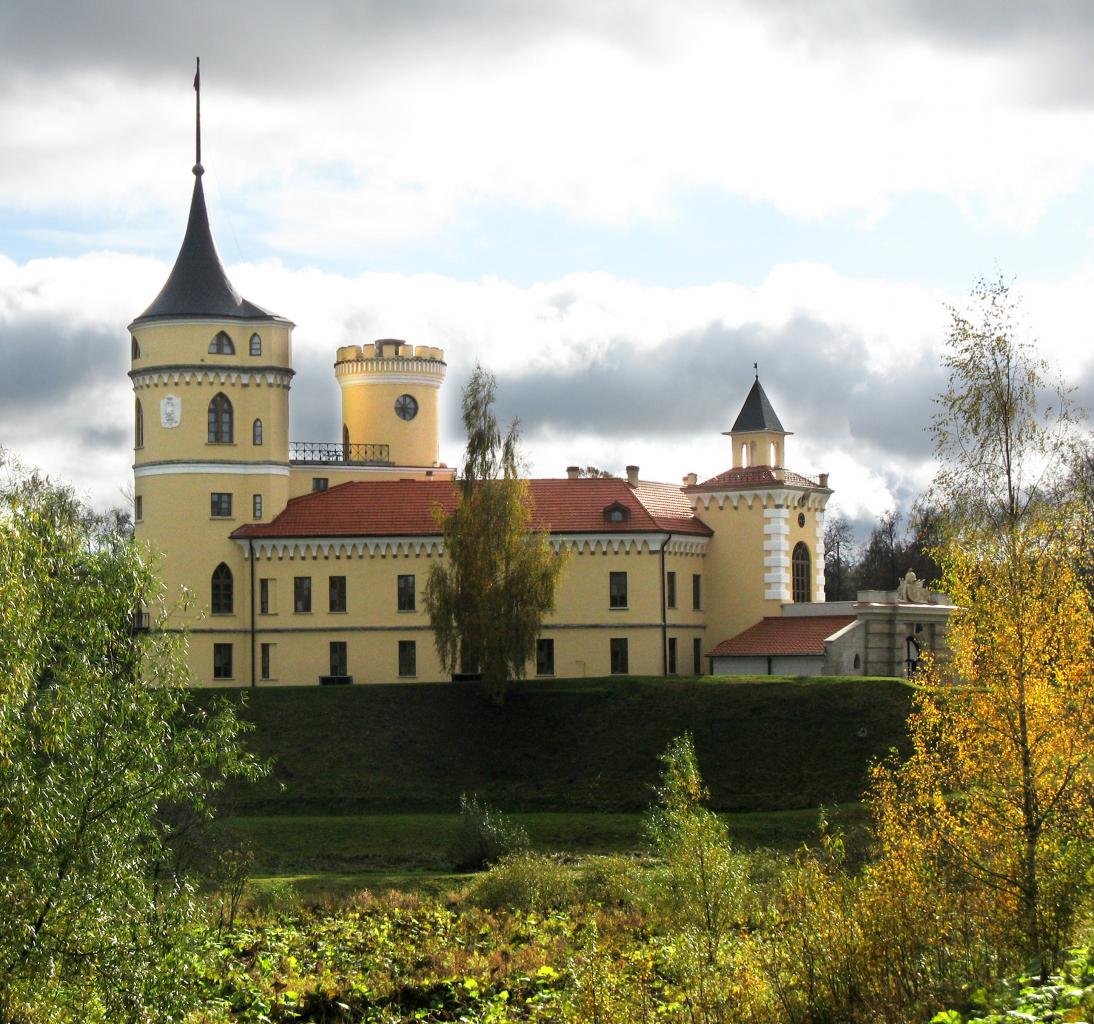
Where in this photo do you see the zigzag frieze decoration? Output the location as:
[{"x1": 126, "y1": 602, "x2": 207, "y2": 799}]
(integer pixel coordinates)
[
  {"x1": 131, "y1": 369, "x2": 293, "y2": 389},
  {"x1": 235, "y1": 532, "x2": 705, "y2": 560},
  {"x1": 238, "y1": 537, "x2": 445, "y2": 560}
]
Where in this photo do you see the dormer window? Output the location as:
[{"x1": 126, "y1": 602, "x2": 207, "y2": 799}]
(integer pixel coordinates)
[
  {"x1": 604, "y1": 502, "x2": 629, "y2": 524},
  {"x1": 209, "y1": 331, "x2": 235, "y2": 355}
]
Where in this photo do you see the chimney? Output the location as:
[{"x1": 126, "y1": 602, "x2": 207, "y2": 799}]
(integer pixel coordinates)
[
  {"x1": 683, "y1": 472, "x2": 698, "y2": 487},
  {"x1": 566, "y1": 466, "x2": 580, "y2": 479},
  {"x1": 625, "y1": 465, "x2": 639, "y2": 487},
  {"x1": 818, "y1": 472, "x2": 829, "y2": 489}
]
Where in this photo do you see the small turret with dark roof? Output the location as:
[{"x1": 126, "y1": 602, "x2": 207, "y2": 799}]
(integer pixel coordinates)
[{"x1": 730, "y1": 376, "x2": 785, "y2": 434}]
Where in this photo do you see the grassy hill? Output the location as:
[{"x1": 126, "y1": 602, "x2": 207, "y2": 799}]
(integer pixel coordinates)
[{"x1": 199, "y1": 676, "x2": 913, "y2": 816}]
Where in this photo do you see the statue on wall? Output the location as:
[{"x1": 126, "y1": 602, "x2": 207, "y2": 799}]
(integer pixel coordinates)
[{"x1": 896, "y1": 570, "x2": 932, "y2": 603}]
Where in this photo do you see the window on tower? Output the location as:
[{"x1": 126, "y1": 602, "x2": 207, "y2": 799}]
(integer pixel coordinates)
[
  {"x1": 252, "y1": 418, "x2": 263, "y2": 446},
  {"x1": 131, "y1": 335, "x2": 140, "y2": 359},
  {"x1": 208, "y1": 393, "x2": 233, "y2": 444},
  {"x1": 249, "y1": 332, "x2": 262, "y2": 356},
  {"x1": 135, "y1": 398, "x2": 144, "y2": 449},
  {"x1": 209, "y1": 331, "x2": 235, "y2": 354},
  {"x1": 792, "y1": 542, "x2": 811, "y2": 603},
  {"x1": 211, "y1": 563, "x2": 233, "y2": 614}
]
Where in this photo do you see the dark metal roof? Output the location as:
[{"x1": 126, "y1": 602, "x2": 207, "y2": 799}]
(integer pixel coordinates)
[
  {"x1": 730, "y1": 377, "x2": 785, "y2": 433},
  {"x1": 131, "y1": 169, "x2": 281, "y2": 325}
]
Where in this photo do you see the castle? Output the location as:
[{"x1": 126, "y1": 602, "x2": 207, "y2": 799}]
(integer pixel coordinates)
[{"x1": 130, "y1": 101, "x2": 857, "y2": 687}]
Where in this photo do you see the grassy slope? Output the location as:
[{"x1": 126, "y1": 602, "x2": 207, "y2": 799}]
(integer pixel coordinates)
[{"x1": 201, "y1": 675, "x2": 912, "y2": 816}]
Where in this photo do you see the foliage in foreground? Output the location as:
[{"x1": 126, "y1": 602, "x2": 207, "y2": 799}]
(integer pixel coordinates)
[{"x1": 0, "y1": 464, "x2": 262, "y2": 1022}]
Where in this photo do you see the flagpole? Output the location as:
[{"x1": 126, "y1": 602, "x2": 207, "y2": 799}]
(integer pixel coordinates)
[{"x1": 194, "y1": 57, "x2": 202, "y2": 173}]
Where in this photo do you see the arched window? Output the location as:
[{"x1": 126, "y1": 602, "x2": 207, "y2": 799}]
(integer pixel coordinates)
[
  {"x1": 249, "y1": 332, "x2": 262, "y2": 356},
  {"x1": 208, "y1": 393, "x2": 233, "y2": 443},
  {"x1": 792, "y1": 542, "x2": 811, "y2": 603},
  {"x1": 135, "y1": 398, "x2": 144, "y2": 449},
  {"x1": 769, "y1": 442, "x2": 777, "y2": 466},
  {"x1": 209, "y1": 331, "x2": 235, "y2": 355},
  {"x1": 252, "y1": 418, "x2": 263, "y2": 446},
  {"x1": 741, "y1": 443, "x2": 750, "y2": 468},
  {"x1": 211, "y1": 563, "x2": 233, "y2": 614},
  {"x1": 342, "y1": 424, "x2": 350, "y2": 459},
  {"x1": 131, "y1": 335, "x2": 141, "y2": 359}
]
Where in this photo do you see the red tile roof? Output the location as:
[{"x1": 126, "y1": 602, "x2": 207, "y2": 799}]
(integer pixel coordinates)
[
  {"x1": 233, "y1": 477, "x2": 712, "y2": 540},
  {"x1": 690, "y1": 466, "x2": 820, "y2": 491},
  {"x1": 709, "y1": 615, "x2": 856, "y2": 657}
]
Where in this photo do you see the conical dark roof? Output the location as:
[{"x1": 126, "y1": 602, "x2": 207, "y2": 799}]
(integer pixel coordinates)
[
  {"x1": 131, "y1": 170, "x2": 278, "y2": 325},
  {"x1": 730, "y1": 377, "x2": 785, "y2": 433}
]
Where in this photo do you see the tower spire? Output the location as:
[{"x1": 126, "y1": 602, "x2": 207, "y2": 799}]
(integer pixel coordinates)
[
  {"x1": 129, "y1": 61, "x2": 281, "y2": 326},
  {"x1": 193, "y1": 57, "x2": 203, "y2": 175}
]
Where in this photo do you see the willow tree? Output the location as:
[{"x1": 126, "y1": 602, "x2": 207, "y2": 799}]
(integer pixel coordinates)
[
  {"x1": 425, "y1": 366, "x2": 564, "y2": 701},
  {"x1": 871, "y1": 276, "x2": 1093, "y2": 980}
]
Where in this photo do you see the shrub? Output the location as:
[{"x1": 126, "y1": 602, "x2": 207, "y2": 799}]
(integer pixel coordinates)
[
  {"x1": 469, "y1": 851, "x2": 577, "y2": 912},
  {"x1": 447, "y1": 792, "x2": 529, "y2": 871}
]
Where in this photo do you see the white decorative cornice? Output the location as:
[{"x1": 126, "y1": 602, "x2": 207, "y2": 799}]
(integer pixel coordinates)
[{"x1": 135, "y1": 462, "x2": 291, "y2": 477}]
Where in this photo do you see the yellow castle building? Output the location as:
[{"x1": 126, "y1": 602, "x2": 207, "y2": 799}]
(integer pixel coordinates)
[{"x1": 131, "y1": 119, "x2": 845, "y2": 687}]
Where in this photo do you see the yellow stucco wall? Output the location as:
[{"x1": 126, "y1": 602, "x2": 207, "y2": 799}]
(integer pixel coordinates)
[{"x1": 178, "y1": 537, "x2": 709, "y2": 685}]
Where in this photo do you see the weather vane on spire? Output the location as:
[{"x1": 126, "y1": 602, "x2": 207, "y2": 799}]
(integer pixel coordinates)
[
  {"x1": 754, "y1": 362, "x2": 758, "y2": 379},
  {"x1": 193, "y1": 57, "x2": 203, "y2": 176}
]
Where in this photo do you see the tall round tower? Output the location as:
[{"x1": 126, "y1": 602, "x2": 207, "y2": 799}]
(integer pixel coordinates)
[
  {"x1": 335, "y1": 339, "x2": 447, "y2": 468},
  {"x1": 130, "y1": 71, "x2": 293, "y2": 684}
]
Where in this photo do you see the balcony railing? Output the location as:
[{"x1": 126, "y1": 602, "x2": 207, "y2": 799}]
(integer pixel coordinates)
[{"x1": 289, "y1": 441, "x2": 391, "y2": 465}]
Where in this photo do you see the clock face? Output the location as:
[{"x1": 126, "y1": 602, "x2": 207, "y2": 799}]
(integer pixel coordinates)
[{"x1": 395, "y1": 394, "x2": 419, "y2": 421}]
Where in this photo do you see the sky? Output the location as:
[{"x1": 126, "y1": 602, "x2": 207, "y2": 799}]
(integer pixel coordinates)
[{"x1": 2, "y1": 0, "x2": 1093, "y2": 543}]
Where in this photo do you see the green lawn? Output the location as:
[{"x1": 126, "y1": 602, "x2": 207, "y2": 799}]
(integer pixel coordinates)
[{"x1": 227, "y1": 803, "x2": 871, "y2": 888}]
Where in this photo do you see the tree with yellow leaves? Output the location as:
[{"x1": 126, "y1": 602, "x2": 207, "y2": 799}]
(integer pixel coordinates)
[{"x1": 871, "y1": 276, "x2": 1093, "y2": 981}]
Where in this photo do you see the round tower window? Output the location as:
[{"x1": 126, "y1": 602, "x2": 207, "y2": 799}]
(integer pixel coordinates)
[
  {"x1": 395, "y1": 394, "x2": 419, "y2": 421},
  {"x1": 798, "y1": 512, "x2": 806, "y2": 528}
]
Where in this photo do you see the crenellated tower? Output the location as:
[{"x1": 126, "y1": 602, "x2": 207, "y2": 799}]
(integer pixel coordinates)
[{"x1": 335, "y1": 339, "x2": 447, "y2": 469}]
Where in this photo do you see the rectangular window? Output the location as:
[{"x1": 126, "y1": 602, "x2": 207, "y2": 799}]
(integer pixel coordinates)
[
  {"x1": 134, "y1": 495, "x2": 143, "y2": 521},
  {"x1": 252, "y1": 494, "x2": 263, "y2": 519},
  {"x1": 666, "y1": 571, "x2": 676, "y2": 609},
  {"x1": 668, "y1": 637, "x2": 677, "y2": 674},
  {"x1": 329, "y1": 575, "x2": 347, "y2": 613},
  {"x1": 693, "y1": 637, "x2": 703, "y2": 675},
  {"x1": 330, "y1": 641, "x2": 348, "y2": 677},
  {"x1": 259, "y1": 578, "x2": 273, "y2": 615},
  {"x1": 294, "y1": 576, "x2": 312, "y2": 613},
  {"x1": 610, "y1": 637, "x2": 629, "y2": 675},
  {"x1": 210, "y1": 492, "x2": 232, "y2": 518},
  {"x1": 213, "y1": 643, "x2": 233, "y2": 680},
  {"x1": 398, "y1": 640, "x2": 416, "y2": 678},
  {"x1": 312, "y1": 477, "x2": 329, "y2": 492},
  {"x1": 536, "y1": 638, "x2": 555, "y2": 676},
  {"x1": 397, "y1": 574, "x2": 416, "y2": 611},
  {"x1": 609, "y1": 571, "x2": 628, "y2": 609},
  {"x1": 260, "y1": 642, "x2": 272, "y2": 680},
  {"x1": 692, "y1": 573, "x2": 702, "y2": 611}
]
